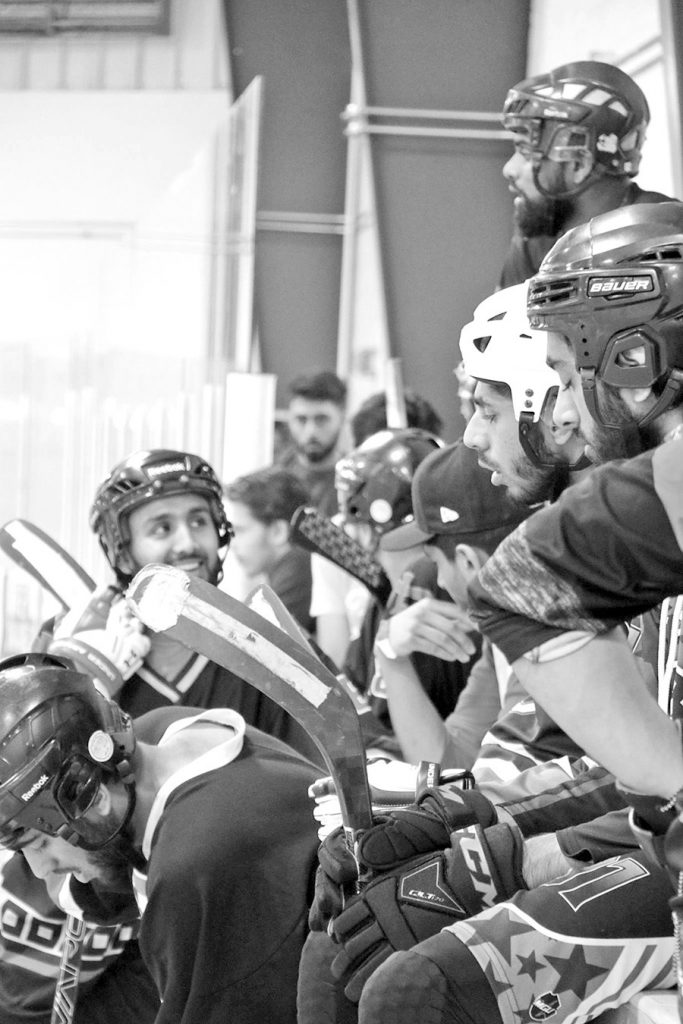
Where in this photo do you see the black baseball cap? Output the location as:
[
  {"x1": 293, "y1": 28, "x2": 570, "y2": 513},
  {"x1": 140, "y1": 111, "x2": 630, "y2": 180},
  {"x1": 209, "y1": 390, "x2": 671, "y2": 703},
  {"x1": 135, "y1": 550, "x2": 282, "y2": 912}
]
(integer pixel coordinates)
[{"x1": 379, "y1": 439, "x2": 530, "y2": 554}]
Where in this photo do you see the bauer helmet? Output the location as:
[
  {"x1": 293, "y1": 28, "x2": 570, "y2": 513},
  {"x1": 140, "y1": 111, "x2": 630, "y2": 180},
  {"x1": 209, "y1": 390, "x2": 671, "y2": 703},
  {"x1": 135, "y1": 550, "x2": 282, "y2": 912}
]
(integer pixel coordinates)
[
  {"x1": 527, "y1": 201, "x2": 683, "y2": 427},
  {"x1": 335, "y1": 428, "x2": 443, "y2": 538},
  {"x1": 459, "y1": 283, "x2": 570, "y2": 467},
  {"x1": 0, "y1": 653, "x2": 136, "y2": 851},
  {"x1": 90, "y1": 449, "x2": 232, "y2": 581},
  {"x1": 502, "y1": 61, "x2": 649, "y2": 192}
]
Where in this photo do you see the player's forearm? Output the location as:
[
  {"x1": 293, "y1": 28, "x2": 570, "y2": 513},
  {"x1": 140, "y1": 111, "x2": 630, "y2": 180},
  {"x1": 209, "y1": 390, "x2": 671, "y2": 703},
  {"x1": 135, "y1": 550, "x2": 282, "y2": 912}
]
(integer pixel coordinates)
[
  {"x1": 377, "y1": 651, "x2": 448, "y2": 764},
  {"x1": 513, "y1": 630, "x2": 683, "y2": 799}
]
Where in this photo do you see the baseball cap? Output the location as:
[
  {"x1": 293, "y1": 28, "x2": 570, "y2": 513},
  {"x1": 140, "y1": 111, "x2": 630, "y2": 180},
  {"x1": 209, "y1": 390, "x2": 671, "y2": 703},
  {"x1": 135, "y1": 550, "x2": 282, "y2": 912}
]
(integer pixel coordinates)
[{"x1": 379, "y1": 439, "x2": 530, "y2": 553}]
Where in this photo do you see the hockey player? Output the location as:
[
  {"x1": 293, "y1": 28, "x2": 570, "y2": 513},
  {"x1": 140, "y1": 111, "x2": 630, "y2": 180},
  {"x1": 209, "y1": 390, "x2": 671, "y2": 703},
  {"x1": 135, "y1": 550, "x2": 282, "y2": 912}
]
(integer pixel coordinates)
[
  {"x1": 0, "y1": 653, "x2": 320, "y2": 1024},
  {"x1": 499, "y1": 60, "x2": 674, "y2": 287},
  {"x1": 0, "y1": 846, "x2": 158, "y2": 1024},
  {"x1": 311, "y1": 426, "x2": 460, "y2": 671},
  {"x1": 327, "y1": 428, "x2": 480, "y2": 747},
  {"x1": 471, "y1": 200, "x2": 683, "y2": 800},
  {"x1": 456, "y1": 60, "x2": 675, "y2": 421},
  {"x1": 342, "y1": 203, "x2": 683, "y2": 1024},
  {"x1": 40, "y1": 447, "x2": 320, "y2": 763}
]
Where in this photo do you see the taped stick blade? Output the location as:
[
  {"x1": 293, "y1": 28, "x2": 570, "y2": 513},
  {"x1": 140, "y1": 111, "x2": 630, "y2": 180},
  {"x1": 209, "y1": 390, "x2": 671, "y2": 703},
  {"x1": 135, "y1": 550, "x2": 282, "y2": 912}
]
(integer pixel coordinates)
[{"x1": 127, "y1": 564, "x2": 373, "y2": 834}]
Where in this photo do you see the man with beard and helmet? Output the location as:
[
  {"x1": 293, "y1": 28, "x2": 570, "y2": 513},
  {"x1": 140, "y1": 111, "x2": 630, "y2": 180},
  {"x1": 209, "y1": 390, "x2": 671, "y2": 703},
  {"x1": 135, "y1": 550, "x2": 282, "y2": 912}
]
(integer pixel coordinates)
[
  {"x1": 301, "y1": 269, "x2": 680, "y2": 1024},
  {"x1": 471, "y1": 200, "x2": 683, "y2": 808},
  {"x1": 460, "y1": 281, "x2": 590, "y2": 503},
  {"x1": 37, "y1": 448, "x2": 320, "y2": 764},
  {"x1": 455, "y1": 61, "x2": 675, "y2": 423},
  {"x1": 499, "y1": 59, "x2": 675, "y2": 288},
  {"x1": 0, "y1": 652, "x2": 320, "y2": 1024},
  {"x1": 349, "y1": 202, "x2": 683, "y2": 1024},
  {"x1": 369, "y1": 286, "x2": 590, "y2": 772}
]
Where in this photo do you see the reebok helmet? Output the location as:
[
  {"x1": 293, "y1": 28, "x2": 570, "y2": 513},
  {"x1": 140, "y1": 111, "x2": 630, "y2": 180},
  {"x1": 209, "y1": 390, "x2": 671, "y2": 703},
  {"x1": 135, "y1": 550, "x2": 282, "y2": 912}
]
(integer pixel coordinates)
[
  {"x1": 0, "y1": 653, "x2": 136, "y2": 851},
  {"x1": 527, "y1": 201, "x2": 683, "y2": 426},
  {"x1": 335, "y1": 428, "x2": 443, "y2": 536},
  {"x1": 90, "y1": 449, "x2": 232, "y2": 581},
  {"x1": 502, "y1": 61, "x2": 649, "y2": 179}
]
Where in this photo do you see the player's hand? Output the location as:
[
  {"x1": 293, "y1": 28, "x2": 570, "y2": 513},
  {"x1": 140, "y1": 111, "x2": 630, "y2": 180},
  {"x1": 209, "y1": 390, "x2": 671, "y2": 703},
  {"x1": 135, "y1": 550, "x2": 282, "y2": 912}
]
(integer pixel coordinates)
[
  {"x1": 385, "y1": 598, "x2": 476, "y2": 662},
  {"x1": 330, "y1": 823, "x2": 526, "y2": 1002},
  {"x1": 308, "y1": 782, "x2": 496, "y2": 930},
  {"x1": 49, "y1": 587, "x2": 150, "y2": 696}
]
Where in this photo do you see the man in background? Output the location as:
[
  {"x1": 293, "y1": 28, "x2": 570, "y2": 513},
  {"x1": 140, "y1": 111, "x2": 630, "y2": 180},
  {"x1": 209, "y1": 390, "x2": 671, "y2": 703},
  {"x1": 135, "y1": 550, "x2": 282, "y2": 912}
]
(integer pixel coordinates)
[
  {"x1": 224, "y1": 466, "x2": 315, "y2": 634},
  {"x1": 276, "y1": 370, "x2": 348, "y2": 518}
]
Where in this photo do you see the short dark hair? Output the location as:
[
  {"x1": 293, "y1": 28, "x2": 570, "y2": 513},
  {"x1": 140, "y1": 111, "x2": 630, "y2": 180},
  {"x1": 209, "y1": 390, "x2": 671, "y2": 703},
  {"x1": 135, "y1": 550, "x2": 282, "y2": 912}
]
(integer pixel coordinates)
[
  {"x1": 225, "y1": 467, "x2": 311, "y2": 525},
  {"x1": 287, "y1": 371, "x2": 347, "y2": 408},
  {"x1": 350, "y1": 388, "x2": 444, "y2": 446}
]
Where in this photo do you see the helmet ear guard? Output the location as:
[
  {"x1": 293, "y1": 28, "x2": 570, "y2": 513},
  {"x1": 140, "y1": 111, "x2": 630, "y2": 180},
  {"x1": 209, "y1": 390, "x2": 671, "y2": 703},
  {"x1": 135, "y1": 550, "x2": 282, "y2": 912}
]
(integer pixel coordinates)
[{"x1": 528, "y1": 203, "x2": 683, "y2": 427}]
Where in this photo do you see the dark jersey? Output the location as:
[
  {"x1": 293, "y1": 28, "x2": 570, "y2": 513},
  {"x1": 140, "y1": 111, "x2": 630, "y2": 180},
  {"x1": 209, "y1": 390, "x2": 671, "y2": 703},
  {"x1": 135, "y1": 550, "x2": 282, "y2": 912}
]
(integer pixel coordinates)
[
  {"x1": 469, "y1": 437, "x2": 683, "y2": 663},
  {"x1": 499, "y1": 183, "x2": 677, "y2": 288},
  {"x1": 71, "y1": 707, "x2": 320, "y2": 1024}
]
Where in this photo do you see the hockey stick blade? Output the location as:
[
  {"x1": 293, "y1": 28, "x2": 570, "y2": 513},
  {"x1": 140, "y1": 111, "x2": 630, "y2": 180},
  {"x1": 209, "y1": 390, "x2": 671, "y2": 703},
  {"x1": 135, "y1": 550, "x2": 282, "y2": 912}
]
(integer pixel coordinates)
[
  {"x1": 290, "y1": 506, "x2": 392, "y2": 607},
  {"x1": 0, "y1": 519, "x2": 95, "y2": 610},
  {"x1": 246, "y1": 583, "x2": 317, "y2": 656},
  {"x1": 246, "y1": 584, "x2": 373, "y2": 717},
  {"x1": 127, "y1": 564, "x2": 373, "y2": 838}
]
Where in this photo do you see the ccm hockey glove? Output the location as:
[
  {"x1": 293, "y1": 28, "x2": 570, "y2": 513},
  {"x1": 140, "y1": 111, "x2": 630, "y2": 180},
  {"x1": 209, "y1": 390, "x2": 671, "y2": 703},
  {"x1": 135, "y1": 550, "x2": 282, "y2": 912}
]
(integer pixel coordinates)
[
  {"x1": 330, "y1": 822, "x2": 525, "y2": 1003},
  {"x1": 48, "y1": 586, "x2": 150, "y2": 696},
  {"x1": 309, "y1": 782, "x2": 497, "y2": 930}
]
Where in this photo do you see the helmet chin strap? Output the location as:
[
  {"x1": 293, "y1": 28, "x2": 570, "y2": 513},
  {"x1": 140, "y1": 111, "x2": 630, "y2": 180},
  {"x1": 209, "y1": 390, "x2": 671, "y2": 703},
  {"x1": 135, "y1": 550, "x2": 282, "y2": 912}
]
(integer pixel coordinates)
[
  {"x1": 531, "y1": 157, "x2": 599, "y2": 202},
  {"x1": 634, "y1": 370, "x2": 683, "y2": 428},
  {"x1": 518, "y1": 413, "x2": 591, "y2": 470}
]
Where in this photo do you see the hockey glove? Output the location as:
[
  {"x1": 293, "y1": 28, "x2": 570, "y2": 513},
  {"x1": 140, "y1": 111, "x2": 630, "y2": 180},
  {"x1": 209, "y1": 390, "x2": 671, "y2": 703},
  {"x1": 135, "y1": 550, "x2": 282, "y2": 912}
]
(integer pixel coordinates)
[
  {"x1": 309, "y1": 782, "x2": 496, "y2": 930},
  {"x1": 49, "y1": 587, "x2": 150, "y2": 696},
  {"x1": 330, "y1": 822, "x2": 526, "y2": 1002}
]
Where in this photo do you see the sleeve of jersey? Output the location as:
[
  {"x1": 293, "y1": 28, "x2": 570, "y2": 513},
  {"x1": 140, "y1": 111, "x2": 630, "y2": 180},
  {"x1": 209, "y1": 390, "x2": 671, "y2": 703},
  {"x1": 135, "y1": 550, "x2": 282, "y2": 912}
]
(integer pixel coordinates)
[{"x1": 468, "y1": 444, "x2": 683, "y2": 664}]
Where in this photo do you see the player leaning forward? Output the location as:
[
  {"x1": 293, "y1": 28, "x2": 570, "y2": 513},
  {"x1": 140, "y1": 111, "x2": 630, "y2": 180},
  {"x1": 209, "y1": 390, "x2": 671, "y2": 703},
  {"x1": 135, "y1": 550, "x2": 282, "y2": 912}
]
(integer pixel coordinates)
[{"x1": 0, "y1": 653, "x2": 320, "y2": 1023}]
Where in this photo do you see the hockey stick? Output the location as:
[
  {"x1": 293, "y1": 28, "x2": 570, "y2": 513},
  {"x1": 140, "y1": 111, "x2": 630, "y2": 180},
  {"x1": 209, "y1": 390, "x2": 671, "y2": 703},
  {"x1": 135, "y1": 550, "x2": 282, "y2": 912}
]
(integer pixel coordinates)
[
  {"x1": 127, "y1": 564, "x2": 374, "y2": 856},
  {"x1": 51, "y1": 915, "x2": 87, "y2": 1024},
  {"x1": 247, "y1": 583, "x2": 373, "y2": 718},
  {"x1": 0, "y1": 519, "x2": 95, "y2": 610},
  {"x1": 0, "y1": 521, "x2": 95, "y2": 1024},
  {"x1": 246, "y1": 582, "x2": 318, "y2": 656},
  {"x1": 289, "y1": 507, "x2": 392, "y2": 608}
]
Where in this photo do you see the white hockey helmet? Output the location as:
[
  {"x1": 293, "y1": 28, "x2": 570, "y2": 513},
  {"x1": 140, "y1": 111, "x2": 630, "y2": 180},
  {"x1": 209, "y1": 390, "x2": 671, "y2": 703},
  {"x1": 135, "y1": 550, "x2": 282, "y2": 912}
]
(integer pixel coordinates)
[{"x1": 458, "y1": 282, "x2": 559, "y2": 424}]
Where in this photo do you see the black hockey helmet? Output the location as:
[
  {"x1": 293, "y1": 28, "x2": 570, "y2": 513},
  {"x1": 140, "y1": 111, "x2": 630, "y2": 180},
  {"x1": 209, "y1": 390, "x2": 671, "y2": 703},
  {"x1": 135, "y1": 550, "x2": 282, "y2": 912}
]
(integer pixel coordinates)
[
  {"x1": 527, "y1": 201, "x2": 683, "y2": 426},
  {"x1": 0, "y1": 653, "x2": 136, "y2": 851},
  {"x1": 502, "y1": 61, "x2": 649, "y2": 192},
  {"x1": 90, "y1": 449, "x2": 232, "y2": 580},
  {"x1": 335, "y1": 428, "x2": 443, "y2": 537}
]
